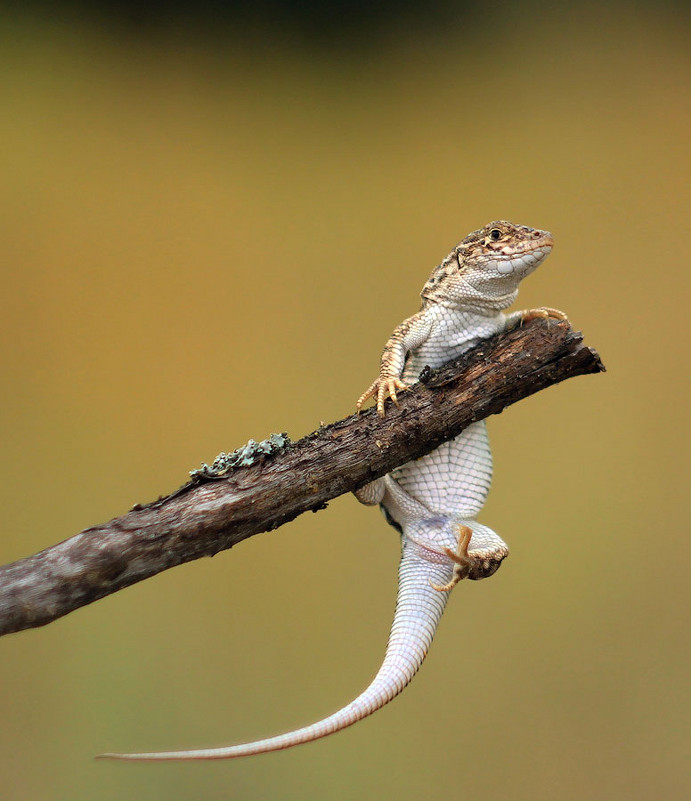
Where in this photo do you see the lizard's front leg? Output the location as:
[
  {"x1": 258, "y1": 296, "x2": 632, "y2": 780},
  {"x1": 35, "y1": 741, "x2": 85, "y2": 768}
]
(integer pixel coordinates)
[
  {"x1": 356, "y1": 311, "x2": 433, "y2": 416},
  {"x1": 507, "y1": 307, "x2": 570, "y2": 327}
]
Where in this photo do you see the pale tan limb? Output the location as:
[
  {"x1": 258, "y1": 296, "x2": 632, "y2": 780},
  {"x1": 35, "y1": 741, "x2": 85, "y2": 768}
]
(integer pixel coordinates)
[
  {"x1": 430, "y1": 525, "x2": 474, "y2": 592},
  {"x1": 356, "y1": 311, "x2": 432, "y2": 417},
  {"x1": 520, "y1": 307, "x2": 569, "y2": 325}
]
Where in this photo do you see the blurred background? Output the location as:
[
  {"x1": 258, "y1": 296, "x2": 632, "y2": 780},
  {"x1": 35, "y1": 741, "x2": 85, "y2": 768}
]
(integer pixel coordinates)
[{"x1": 0, "y1": 2, "x2": 688, "y2": 799}]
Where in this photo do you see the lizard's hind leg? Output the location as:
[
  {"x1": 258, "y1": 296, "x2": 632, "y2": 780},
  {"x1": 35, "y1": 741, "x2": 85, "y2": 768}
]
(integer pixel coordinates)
[{"x1": 418, "y1": 521, "x2": 509, "y2": 591}]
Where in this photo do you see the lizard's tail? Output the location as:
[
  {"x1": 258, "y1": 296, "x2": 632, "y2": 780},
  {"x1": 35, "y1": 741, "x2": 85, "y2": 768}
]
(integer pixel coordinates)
[{"x1": 97, "y1": 541, "x2": 451, "y2": 761}]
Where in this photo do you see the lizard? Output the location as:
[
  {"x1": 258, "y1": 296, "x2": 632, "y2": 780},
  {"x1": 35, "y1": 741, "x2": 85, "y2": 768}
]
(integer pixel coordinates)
[{"x1": 98, "y1": 220, "x2": 566, "y2": 761}]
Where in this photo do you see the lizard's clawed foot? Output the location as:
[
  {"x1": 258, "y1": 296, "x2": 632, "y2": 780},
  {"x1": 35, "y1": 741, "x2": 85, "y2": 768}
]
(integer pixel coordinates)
[
  {"x1": 430, "y1": 525, "x2": 473, "y2": 592},
  {"x1": 356, "y1": 377, "x2": 410, "y2": 417},
  {"x1": 430, "y1": 525, "x2": 506, "y2": 592},
  {"x1": 520, "y1": 307, "x2": 569, "y2": 326}
]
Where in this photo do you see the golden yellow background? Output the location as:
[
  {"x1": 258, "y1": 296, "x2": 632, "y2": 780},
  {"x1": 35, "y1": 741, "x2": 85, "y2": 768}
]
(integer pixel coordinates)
[{"x1": 1, "y1": 6, "x2": 688, "y2": 800}]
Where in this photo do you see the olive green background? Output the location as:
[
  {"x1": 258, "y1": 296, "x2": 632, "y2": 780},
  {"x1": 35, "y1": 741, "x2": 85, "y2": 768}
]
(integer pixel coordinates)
[{"x1": 1, "y1": 7, "x2": 688, "y2": 800}]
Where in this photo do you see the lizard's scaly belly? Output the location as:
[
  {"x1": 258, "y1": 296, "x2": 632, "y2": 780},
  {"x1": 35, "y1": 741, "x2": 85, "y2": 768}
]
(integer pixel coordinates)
[{"x1": 391, "y1": 421, "x2": 492, "y2": 518}]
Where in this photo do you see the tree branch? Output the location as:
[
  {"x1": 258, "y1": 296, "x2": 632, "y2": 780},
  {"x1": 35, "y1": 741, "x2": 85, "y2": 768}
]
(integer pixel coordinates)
[{"x1": 0, "y1": 319, "x2": 604, "y2": 637}]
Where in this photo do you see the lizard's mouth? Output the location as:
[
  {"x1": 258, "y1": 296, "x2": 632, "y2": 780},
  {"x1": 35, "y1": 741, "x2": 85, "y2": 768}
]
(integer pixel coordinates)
[{"x1": 494, "y1": 246, "x2": 552, "y2": 275}]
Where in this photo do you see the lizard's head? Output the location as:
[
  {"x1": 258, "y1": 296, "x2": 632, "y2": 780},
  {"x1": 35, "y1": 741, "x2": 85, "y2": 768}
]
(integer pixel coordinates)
[
  {"x1": 462, "y1": 220, "x2": 553, "y2": 275},
  {"x1": 422, "y1": 220, "x2": 554, "y2": 309}
]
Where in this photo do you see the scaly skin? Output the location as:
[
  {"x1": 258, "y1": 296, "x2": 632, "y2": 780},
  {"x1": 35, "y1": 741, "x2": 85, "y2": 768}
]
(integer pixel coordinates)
[{"x1": 98, "y1": 221, "x2": 565, "y2": 762}]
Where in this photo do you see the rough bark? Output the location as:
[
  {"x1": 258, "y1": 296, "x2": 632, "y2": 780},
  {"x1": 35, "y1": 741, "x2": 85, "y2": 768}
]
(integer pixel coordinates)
[{"x1": 0, "y1": 318, "x2": 604, "y2": 637}]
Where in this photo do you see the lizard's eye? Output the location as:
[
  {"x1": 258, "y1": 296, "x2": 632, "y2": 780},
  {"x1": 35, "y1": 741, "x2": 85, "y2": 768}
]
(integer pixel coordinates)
[{"x1": 489, "y1": 229, "x2": 502, "y2": 241}]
